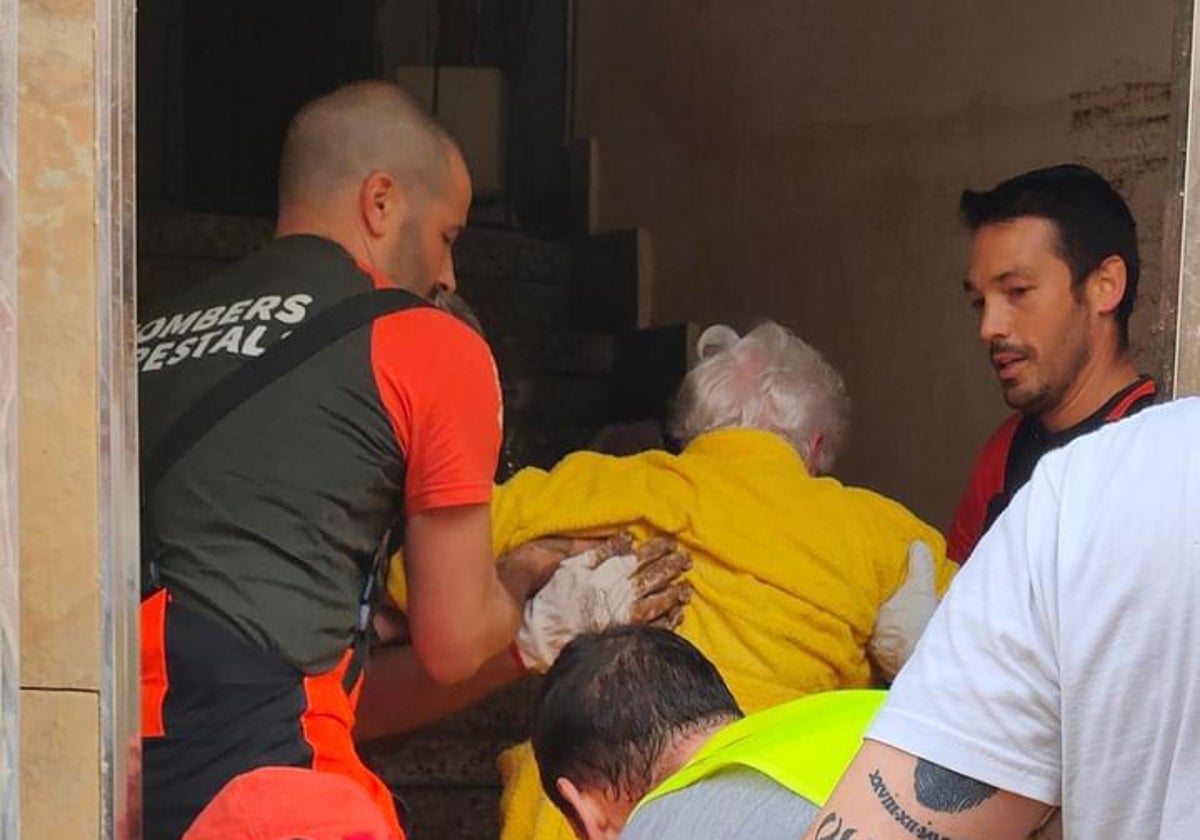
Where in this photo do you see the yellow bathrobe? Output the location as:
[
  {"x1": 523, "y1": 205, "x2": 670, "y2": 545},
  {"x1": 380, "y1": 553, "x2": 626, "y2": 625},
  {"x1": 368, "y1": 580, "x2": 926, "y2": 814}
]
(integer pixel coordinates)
[{"x1": 388, "y1": 427, "x2": 955, "y2": 840}]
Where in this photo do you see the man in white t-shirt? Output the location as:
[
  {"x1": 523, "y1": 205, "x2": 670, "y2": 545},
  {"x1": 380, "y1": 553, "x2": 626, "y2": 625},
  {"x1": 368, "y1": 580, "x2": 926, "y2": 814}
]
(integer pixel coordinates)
[{"x1": 803, "y1": 398, "x2": 1200, "y2": 839}]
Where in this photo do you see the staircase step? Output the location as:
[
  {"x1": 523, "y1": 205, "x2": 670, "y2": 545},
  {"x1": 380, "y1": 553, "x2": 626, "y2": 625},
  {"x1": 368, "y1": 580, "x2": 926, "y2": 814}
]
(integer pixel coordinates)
[
  {"x1": 467, "y1": 280, "x2": 569, "y2": 330},
  {"x1": 455, "y1": 226, "x2": 573, "y2": 287},
  {"x1": 357, "y1": 678, "x2": 536, "y2": 778},
  {"x1": 458, "y1": 228, "x2": 576, "y2": 329},
  {"x1": 358, "y1": 680, "x2": 540, "y2": 839},
  {"x1": 416, "y1": 677, "x2": 540, "y2": 738},
  {"x1": 363, "y1": 733, "x2": 513, "y2": 788}
]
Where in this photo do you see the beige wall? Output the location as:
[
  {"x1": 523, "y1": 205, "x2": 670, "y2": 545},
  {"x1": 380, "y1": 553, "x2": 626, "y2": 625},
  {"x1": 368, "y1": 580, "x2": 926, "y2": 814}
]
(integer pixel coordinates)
[
  {"x1": 18, "y1": 0, "x2": 104, "y2": 834},
  {"x1": 575, "y1": 1, "x2": 1176, "y2": 526},
  {"x1": 16, "y1": 0, "x2": 138, "y2": 837},
  {"x1": 1, "y1": 0, "x2": 17, "y2": 831}
]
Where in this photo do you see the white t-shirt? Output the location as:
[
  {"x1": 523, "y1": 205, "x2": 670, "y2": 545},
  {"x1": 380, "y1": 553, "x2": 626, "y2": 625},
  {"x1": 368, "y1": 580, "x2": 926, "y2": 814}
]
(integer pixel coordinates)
[{"x1": 870, "y1": 398, "x2": 1200, "y2": 837}]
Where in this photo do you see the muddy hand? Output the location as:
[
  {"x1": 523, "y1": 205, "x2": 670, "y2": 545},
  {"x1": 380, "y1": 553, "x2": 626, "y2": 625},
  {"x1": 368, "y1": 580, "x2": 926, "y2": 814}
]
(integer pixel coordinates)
[
  {"x1": 513, "y1": 534, "x2": 681, "y2": 672},
  {"x1": 630, "y1": 539, "x2": 690, "y2": 596},
  {"x1": 576, "y1": 531, "x2": 635, "y2": 569},
  {"x1": 649, "y1": 601, "x2": 688, "y2": 631},
  {"x1": 639, "y1": 584, "x2": 692, "y2": 630},
  {"x1": 627, "y1": 540, "x2": 692, "y2": 626}
]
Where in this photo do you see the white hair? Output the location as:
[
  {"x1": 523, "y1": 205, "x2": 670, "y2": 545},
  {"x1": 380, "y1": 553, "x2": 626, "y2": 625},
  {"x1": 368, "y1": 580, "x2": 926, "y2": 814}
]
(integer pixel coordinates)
[{"x1": 669, "y1": 322, "x2": 850, "y2": 473}]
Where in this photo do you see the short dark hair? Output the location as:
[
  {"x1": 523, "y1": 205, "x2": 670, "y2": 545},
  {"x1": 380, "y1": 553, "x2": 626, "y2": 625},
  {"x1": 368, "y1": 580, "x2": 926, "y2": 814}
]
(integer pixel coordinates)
[
  {"x1": 959, "y1": 163, "x2": 1140, "y2": 347},
  {"x1": 531, "y1": 627, "x2": 742, "y2": 827}
]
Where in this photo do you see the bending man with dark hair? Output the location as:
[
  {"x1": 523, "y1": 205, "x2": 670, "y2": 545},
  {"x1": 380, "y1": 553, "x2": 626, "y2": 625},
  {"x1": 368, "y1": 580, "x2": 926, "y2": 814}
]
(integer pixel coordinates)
[
  {"x1": 532, "y1": 626, "x2": 884, "y2": 840},
  {"x1": 948, "y1": 163, "x2": 1156, "y2": 562}
]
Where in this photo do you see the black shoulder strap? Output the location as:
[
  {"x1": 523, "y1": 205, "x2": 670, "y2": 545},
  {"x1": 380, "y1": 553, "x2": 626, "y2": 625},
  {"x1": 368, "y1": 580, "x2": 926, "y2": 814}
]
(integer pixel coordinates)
[{"x1": 142, "y1": 288, "x2": 426, "y2": 502}]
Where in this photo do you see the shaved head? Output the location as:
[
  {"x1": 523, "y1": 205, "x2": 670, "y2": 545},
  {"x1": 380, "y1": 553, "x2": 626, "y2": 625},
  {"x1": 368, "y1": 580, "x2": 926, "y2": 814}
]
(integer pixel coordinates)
[
  {"x1": 276, "y1": 80, "x2": 472, "y2": 297},
  {"x1": 278, "y1": 80, "x2": 456, "y2": 210}
]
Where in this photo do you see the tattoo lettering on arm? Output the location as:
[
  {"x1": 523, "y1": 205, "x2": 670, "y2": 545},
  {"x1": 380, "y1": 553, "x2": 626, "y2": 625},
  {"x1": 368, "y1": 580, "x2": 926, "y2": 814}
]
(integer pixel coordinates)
[
  {"x1": 868, "y1": 769, "x2": 958, "y2": 840},
  {"x1": 913, "y1": 759, "x2": 997, "y2": 813}
]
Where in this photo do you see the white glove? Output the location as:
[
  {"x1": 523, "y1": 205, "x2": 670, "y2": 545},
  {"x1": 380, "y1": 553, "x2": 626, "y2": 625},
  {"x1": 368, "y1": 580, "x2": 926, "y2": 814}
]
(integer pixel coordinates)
[
  {"x1": 868, "y1": 540, "x2": 939, "y2": 681},
  {"x1": 513, "y1": 538, "x2": 691, "y2": 673}
]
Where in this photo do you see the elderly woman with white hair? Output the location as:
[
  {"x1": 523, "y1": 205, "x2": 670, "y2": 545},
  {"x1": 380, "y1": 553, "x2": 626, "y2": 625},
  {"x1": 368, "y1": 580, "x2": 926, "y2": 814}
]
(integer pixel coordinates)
[
  {"x1": 673, "y1": 322, "x2": 851, "y2": 475},
  {"x1": 382, "y1": 320, "x2": 957, "y2": 840}
]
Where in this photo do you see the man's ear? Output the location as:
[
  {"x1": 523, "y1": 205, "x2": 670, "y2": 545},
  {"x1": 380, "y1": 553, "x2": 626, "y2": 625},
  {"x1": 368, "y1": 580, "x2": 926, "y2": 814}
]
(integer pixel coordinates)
[
  {"x1": 358, "y1": 170, "x2": 408, "y2": 238},
  {"x1": 556, "y1": 777, "x2": 616, "y2": 840},
  {"x1": 1087, "y1": 255, "x2": 1127, "y2": 317}
]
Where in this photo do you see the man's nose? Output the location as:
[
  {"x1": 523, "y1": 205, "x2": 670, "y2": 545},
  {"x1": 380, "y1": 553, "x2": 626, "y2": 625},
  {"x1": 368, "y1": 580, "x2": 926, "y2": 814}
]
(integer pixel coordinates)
[
  {"x1": 439, "y1": 253, "x2": 458, "y2": 295},
  {"x1": 978, "y1": 300, "x2": 1010, "y2": 344}
]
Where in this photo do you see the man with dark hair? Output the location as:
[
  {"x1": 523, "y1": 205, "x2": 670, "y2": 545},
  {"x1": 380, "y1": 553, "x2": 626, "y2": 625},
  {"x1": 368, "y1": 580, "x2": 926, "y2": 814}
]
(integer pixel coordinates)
[
  {"x1": 532, "y1": 627, "x2": 884, "y2": 840},
  {"x1": 947, "y1": 163, "x2": 1157, "y2": 563}
]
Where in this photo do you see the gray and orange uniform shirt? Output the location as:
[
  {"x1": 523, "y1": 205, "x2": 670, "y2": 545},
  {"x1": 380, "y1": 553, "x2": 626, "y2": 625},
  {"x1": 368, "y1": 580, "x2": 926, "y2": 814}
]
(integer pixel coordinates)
[
  {"x1": 946, "y1": 374, "x2": 1156, "y2": 563},
  {"x1": 138, "y1": 235, "x2": 501, "y2": 840}
]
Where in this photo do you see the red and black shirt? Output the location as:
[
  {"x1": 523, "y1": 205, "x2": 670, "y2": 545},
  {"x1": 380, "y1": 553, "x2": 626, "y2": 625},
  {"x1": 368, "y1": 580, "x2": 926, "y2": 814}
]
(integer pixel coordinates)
[
  {"x1": 139, "y1": 235, "x2": 502, "y2": 672},
  {"x1": 946, "y1": 375, "x2": 1157, "y2": 563}
]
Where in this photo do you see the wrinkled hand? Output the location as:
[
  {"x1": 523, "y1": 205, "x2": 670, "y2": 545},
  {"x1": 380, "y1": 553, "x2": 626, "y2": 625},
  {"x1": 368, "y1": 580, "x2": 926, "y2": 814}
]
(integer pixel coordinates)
[
  {"x1": 868, "y1": 539, "x2": 939, "y2": 681},
  {"x1": 514, "y1": 536, "x2": 693, "y2": 673},
  {"x1": 620, "y1": 537, "x2": 694, "y2": 626}
]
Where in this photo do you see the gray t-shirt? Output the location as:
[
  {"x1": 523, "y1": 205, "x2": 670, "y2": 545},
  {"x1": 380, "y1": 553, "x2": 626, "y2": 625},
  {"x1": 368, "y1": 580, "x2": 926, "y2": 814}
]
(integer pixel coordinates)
[{"x1": 620, "y1": 767, "x2": 820, "y2": 839}]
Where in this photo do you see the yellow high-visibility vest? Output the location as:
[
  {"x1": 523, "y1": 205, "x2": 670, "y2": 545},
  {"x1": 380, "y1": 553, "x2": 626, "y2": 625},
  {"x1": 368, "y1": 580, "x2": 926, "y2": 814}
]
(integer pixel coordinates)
[{"x1": 634, "y1": 690, "x2": 885, "y2": 814}]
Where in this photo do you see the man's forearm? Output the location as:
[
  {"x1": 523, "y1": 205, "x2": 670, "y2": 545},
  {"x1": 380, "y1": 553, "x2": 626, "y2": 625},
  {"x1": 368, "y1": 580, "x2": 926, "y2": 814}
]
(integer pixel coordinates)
[
  {"x1": 354, "y1": 643, "x2": 525, "y2": 741},
  {"x1": 404, "y1": 504, "x2": 530, "y2": 683},
  {"x1": 448, "y1": 541, "x2": 582, "y2": 668},
  {"x1": 803, "y1": 740, "x2": 1051, "y2": 840}
]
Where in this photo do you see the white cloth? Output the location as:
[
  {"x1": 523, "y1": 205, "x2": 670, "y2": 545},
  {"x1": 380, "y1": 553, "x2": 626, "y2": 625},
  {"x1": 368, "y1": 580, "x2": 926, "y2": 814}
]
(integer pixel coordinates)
[
  {"x1": 514, "y1": 550, "x2": 642, "y2": 673},
  {"x1": 870, "y1": 398, "x2": 1200, "y2": 837},
  {"x1": 868, "y1": 540, "x2": 939, "y2": 680}
]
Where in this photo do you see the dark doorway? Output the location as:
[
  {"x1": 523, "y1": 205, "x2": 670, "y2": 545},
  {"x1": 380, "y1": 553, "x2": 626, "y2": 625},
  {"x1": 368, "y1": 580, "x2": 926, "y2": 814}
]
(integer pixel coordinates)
[
  {"x1": 139, "y1": 0, "x2": 376, "y2": 215},
  {"x1": 138, "y1": 0, "x2": 574, "y2": 228}
]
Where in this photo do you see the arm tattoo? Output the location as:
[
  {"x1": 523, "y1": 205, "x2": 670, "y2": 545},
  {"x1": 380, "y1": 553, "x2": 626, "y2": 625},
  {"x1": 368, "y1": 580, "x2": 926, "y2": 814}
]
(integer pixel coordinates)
[
  {"x1": 868, "y1": 769, "x2": 958, "y2": 840},
  {"x1": 814, "y1": 812, "x2": 870, "y2": 839},
  {"x1": 913, "y1": 758, "x2": 997, "y2": 813}
]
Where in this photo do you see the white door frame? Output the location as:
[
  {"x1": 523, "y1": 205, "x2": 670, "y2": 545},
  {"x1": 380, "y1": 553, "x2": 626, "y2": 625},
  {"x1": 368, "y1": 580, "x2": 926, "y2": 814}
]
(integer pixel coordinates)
[
  {"x1": 1164, "y1": 0, "x2": 1200, "y2": 395},
  {"x1": 97, "y1": 0, "x2": 141, "y2": 836},
  {"x1": 0, "y1": 0, "x2": 21, "y2": 832}
]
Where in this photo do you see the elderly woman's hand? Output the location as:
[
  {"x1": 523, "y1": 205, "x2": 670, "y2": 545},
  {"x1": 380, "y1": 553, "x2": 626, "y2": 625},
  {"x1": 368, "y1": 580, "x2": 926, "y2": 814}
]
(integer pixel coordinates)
[{"x1": 512, "y1": 536, "x2": 694, "y2": 673}]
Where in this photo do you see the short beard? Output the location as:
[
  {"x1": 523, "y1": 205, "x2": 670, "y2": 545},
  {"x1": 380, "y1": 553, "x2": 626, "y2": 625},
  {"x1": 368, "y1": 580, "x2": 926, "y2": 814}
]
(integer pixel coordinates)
[
  {"x1": 1005, "y1": 314, "x2": 1094, "y2": 419},
  {"x1": 1003, "y1": 379, "x2": 1053, "y2": 415},
  {"x1": 389, "y1": 219, "x2": 434, "y2": 296}
]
